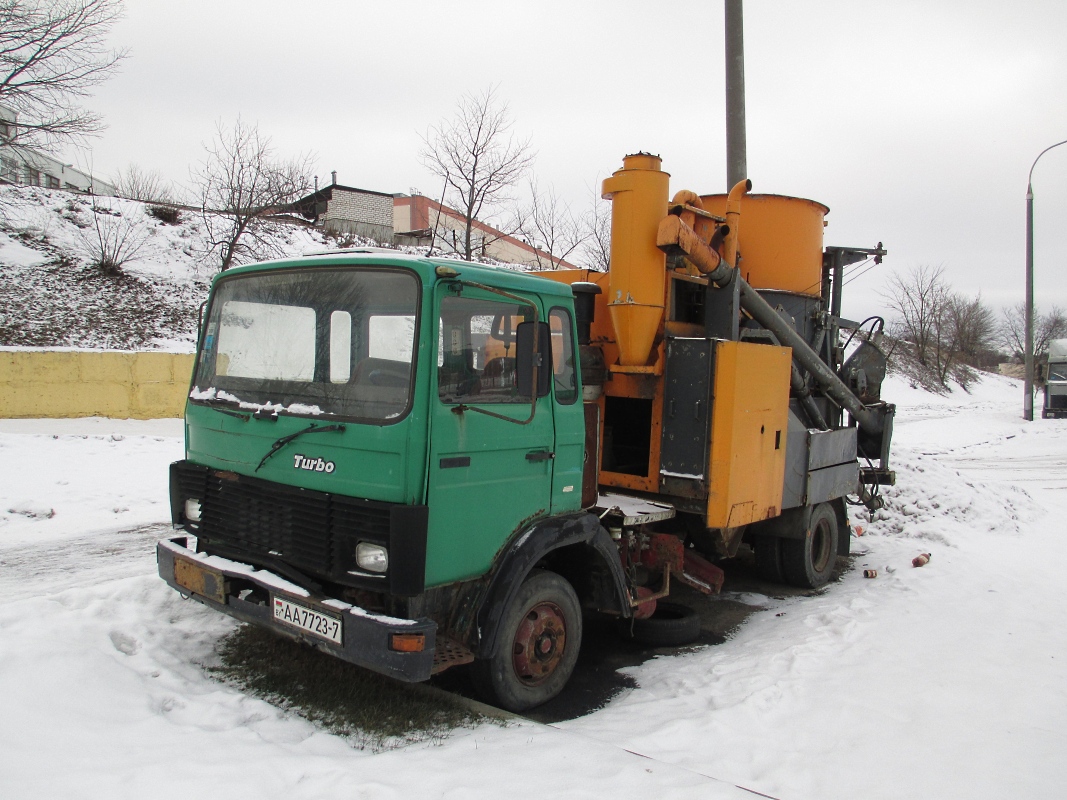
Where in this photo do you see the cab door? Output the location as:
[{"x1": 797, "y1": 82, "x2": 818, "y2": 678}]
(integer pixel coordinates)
[{"x1": 424, "y1": 286, "x2": 555, "y2": 586}]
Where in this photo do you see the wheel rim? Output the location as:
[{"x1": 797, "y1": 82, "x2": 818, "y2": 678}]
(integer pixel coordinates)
[
  {"x1": 811, "y1": 518, "x2": 833, "y2": 573},
  {"x1": 512, "y1": 601, "x2": 567, "y2": 686}
]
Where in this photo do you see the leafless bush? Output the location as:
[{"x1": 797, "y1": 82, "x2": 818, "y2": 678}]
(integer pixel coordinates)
[
  {"x1": 75, "y1": 196, "x2": 148, "y2": 275},
  {"x1": 113, "y1": 164, "x2": 174, "y2": 203}
]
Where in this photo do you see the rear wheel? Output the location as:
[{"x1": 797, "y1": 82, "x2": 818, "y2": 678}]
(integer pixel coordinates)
[
  {"x1": 753, "y1": 536, "x2": 787, "y2": 584},
  {"x1": 472, "y1": 570, "x2": 582, "y2": 712},
  {"x1": 782, "y1": 502, "x2": 839, "y2": 589}
]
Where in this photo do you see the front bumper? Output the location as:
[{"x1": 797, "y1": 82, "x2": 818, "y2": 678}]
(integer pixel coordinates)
[{"x1": 157, "y1": 537, "x2": 437, "y2": 682}]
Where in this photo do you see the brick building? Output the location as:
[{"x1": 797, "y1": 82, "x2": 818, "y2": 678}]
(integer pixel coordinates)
[
  {"x1": 290, "y1": 175, "x2": 395, "y2": 241},
  {"x1": 393, "y1": 193, "x2": 577, "y2": 270},
  {"x1": 292, "y1": 174, "x2": 578, "y2": 270}
]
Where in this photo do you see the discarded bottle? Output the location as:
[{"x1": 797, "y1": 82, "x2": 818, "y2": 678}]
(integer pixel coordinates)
[
  {"x1": 912, "y1": 553, "x2": 932, "y2": 568},
  {"x1": 863, "y1": 569, "x2": 877, "y2": 579}
]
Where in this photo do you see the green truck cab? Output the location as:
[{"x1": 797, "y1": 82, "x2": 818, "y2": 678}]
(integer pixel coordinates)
[{"x1": 159, "y1": 251, "x2": 631, "y2": 711}]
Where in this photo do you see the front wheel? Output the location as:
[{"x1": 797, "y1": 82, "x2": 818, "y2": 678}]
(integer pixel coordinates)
[
  {"x1": 781, "y1": 502, "x2": 839, "y2": 589},
  {"x1": 472, "y1": 570, "x2": 582, "y2": 712}
]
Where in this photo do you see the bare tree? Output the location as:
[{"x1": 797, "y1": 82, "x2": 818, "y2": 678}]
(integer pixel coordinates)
[
  {"x1": 882, "y1": 265, "x2": 952, "y2": 371},
  {"x1": 193, "y1": 118, "x2": 313, "y2": 271},
  {"x1": 112, "y1": 163, "x2": 173, "y2": 203},
  {"x1": 577, "y1": 184, "x2": 611, "y2": 272},
  {"x1": 946, "y1": 293, "x2": 998, "y2": 368},
  {"x1": 522, "y1": 179, "x2": 586, "y2": 269},
  {"x1": 420, "y1": 87, "x2": 533, "y2": 261},
  {"x1": 0, "y1": 0, "x2": 127, "y2": 152},
  {"x1": 1000, "y1": 303, "x2": 1067, "y2": 362}
]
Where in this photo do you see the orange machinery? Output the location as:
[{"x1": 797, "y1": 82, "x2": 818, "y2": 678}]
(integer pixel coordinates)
[{"x1": 535, "y1": 153, "x2": 894, "y2": 559}]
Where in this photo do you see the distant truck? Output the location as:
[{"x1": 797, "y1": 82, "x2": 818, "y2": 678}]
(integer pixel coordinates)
[{"x1": 1044, "y1": 339, "x2": 1067, "y2": 419}]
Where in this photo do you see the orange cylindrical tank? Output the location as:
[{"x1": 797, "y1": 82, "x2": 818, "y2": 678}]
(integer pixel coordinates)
[
  {"x1": 601, "y1": 154, "x2": 670, "y2": 367},
  {"x1": 700, "y1": 193, "x2": 829, "y2": 297}
]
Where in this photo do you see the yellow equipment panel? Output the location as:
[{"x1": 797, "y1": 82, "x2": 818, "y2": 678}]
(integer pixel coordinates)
[{"x1": 706, "y1": 340, "x2": 791, "y2": 528}]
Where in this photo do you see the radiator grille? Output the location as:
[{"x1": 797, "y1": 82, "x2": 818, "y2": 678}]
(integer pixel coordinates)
[{"x1": 175, "y1": 462, "x2": 392, "y2": 581}]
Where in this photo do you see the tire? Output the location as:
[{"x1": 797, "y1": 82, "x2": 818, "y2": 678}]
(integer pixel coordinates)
[
  {"x1": 781, "y1": 502, "x2": 839, "y2": 589},
  {"x1": 753, "y1": 536, "x2": 787, "y2": 583},
  {"x1": 471, "y1": 570, "x2": 582, "y2": 712},
  {"x1": 617, "y1": 601, "x2": 702, "y2": 647}
]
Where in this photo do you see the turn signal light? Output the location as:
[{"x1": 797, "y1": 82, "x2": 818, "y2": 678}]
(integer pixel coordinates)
[{"x1": 390, "y1": 633, "x2": 425, "y2": 653}]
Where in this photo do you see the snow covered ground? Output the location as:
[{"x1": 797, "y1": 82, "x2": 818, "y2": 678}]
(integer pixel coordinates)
[{"x1": 2, "y1": 373, "x2": 1065, "y2": 799}]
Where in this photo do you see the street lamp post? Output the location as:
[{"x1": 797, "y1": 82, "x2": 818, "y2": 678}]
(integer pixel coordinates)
[{"x1": 1025, "y1": 139, "x2": 1067, "y2": 421}]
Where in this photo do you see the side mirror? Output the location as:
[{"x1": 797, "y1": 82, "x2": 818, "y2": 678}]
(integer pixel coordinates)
[{"x1": 516, "y1": 321, "x2": 551, "y2": 398}]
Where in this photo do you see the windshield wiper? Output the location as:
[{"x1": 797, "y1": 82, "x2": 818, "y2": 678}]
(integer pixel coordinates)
[
  {"x1": 207, "y1": 404, "x2": 250, "y2": 421},
  {"x1": 193, "y1": 393, "x2": 251, "y2": 421},
  {"x1": 255, "y1": 423, "x2": 346, "y2": 472}
]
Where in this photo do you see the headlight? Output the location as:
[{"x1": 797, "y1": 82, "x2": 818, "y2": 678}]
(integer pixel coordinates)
[
  {"x1": 355, "y1": 542, "x2": 388, "y2": 573},
  {"x1": 184, "y1": 498, "x2": 202, "y2": 522}
]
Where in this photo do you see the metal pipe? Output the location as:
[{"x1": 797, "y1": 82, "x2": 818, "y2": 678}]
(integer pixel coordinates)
[
  {"x1": 722, "y1": 178, "x2": 750, "y2": 269},
  {"x1": 791, "y1": 364, "x2": 829, "y2": 430},
  {"x1": 725, "y1": 0, "x2": 748, "y2": 190},
  {"x1": 738, "y1": 280, "x2": 883, "y2": 434}
]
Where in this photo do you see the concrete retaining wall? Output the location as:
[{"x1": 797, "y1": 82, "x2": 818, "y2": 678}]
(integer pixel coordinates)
[{"x1": 0, "y1": 349, "x2": 194, "y2": 419}]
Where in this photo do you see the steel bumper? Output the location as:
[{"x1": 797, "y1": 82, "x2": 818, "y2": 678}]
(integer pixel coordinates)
[{"x1": 157, "y1": 537, "x2": 437, "y2": 683}]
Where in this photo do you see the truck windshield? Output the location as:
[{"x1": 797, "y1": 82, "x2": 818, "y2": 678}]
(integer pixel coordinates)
[
  {"x1": 1049, "y1": 364, "x2": 1067, "y2": 382},
  {"x1": 191, "y1": 267, "x2": 419, "y2": 422}
]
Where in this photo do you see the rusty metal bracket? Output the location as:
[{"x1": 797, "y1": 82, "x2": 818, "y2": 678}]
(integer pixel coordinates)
[{"x1": 630, "y1": 566, "x2": 671, "y2": 607}]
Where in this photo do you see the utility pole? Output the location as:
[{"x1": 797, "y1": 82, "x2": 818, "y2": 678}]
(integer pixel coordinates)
[
  {"x1": 1025, "y1": 139, "x2": 1067, "y2": 420},
  {"x1": 725, "y1": 0, "x2": 748, "y2": 190}
]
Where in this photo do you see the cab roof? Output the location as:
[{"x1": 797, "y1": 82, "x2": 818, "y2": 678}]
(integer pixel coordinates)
[{"x1": 217, "y1": 250, "x2": 575, "y2": 299}]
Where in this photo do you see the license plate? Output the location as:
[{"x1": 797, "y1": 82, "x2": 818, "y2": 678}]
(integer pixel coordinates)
[
  {"x1": 272, "y1": 596, "x2": 343, "y2": 645},
  {"x1": 174, "y1": 558, "x2": 226, "y2": 603}
]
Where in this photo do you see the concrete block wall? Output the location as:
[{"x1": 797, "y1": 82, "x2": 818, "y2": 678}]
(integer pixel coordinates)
[
  {"x1": 0, "y1": 349, "x2": 195, "y2": 419},
  {"x1": 325, "y1": 188, "x2": 394, "y2": 230}
]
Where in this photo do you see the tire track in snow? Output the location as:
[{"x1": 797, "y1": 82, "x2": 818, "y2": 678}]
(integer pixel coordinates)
[{"x1": 0, "y1": 523, "x2": 170, "y2": 600}]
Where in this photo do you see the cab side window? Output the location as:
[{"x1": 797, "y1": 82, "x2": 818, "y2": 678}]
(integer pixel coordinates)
[
  {"x1": 550, "y1": 307, "x2": 578, "y2": 405},
  {"x1": 438, "y1": 296, "x2": 533, "y2": 404}
]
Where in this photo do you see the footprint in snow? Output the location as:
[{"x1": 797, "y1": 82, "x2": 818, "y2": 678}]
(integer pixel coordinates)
[{"x1": 109, "y1": 630, "x2": 141, "y2": 656}]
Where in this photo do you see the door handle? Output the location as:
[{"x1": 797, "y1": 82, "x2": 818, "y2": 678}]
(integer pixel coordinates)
[{"x1": 526, "y1": 451, "x2": 555, "y2": 462}]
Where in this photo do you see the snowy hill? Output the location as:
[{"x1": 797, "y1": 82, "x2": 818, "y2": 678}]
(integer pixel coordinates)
[{"x1": 0, "y1": 185, "x2": 336, "y2": 351}]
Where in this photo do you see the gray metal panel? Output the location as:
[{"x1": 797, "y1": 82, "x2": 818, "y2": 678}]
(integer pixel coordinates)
[
  {"x1": 706, "y1": 270, "x2": 740, "y2": 340},
  {"x1": 808, "y1": 427, "x2": 858, "y2": 471},
  {"x1": 781, "y1": 405, "x2": 809, "y2": 509},
  {"x1": 660, "y1": 338, "x2": 712, "y2": 486},
  {"x1": 806, "y1": 462, "x2": 859, "y2": 505}
]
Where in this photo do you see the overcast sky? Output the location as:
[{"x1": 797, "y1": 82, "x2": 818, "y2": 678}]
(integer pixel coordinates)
[{"x1": 76, "y1": 0, "x2": 1067, "y2": 321}]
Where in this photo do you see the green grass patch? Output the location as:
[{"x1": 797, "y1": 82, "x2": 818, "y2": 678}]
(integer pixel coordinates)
[{"x1": 211, "y1": 625, "x2": 484, "y2": 751}]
